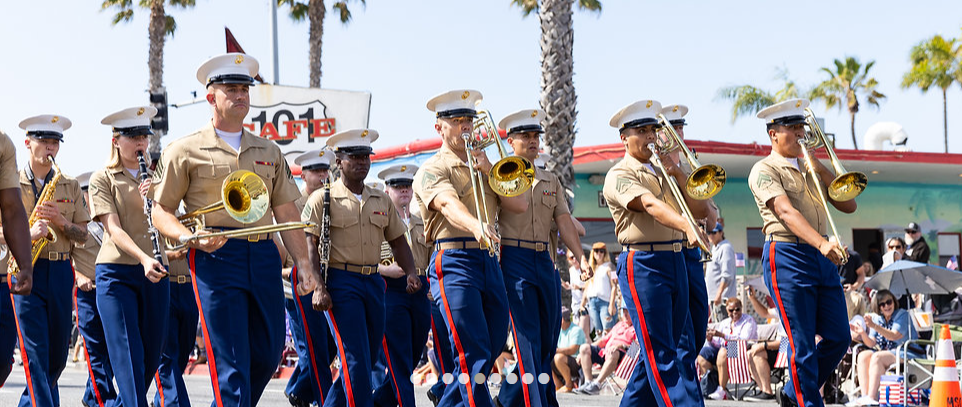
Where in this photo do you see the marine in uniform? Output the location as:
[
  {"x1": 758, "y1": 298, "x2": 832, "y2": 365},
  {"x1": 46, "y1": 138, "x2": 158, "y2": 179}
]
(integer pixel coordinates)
[
  {"x1": 152, "y1": 245, "x2": 196, "y2": 407},
  {"x1": 370, "y1": 164, "x2": 432, "y2": 407},
  {"x1": 71, "y1": 171, "x2": 119, "y2": 407},
  {"x1": 283, "y1": 149, "x2": 335, "y2": 407},
  {"x1": 748, "y1": 99, "x2": 854, "y2": 407},
  {"x1": 301, "y1": 129, "x2": 421, "y2": 407},
  {"x1": 412, "y1": 89, "x2": 528, "y2": 407},
  {"x1": 601, "y1": 100, "x2": 709, "y2": 406},
  {"x1": 151, "y1": 53, "x2": 318, "y2": 407},
  {"x1": 13, "y1": 114, "x2": 91, "y2": 407},
  {"x1": 660, "y1": 103, "x2": 717, "y2": 400},
  {"x1": 0, "y1": 128, "x2": 35, "y2": 386},
  {"x1": 495, "y1": 108, "x2": 589, "y2": 407},
  {"x1": 89, "y1": 106, "x2": 171, "y2": 407}
]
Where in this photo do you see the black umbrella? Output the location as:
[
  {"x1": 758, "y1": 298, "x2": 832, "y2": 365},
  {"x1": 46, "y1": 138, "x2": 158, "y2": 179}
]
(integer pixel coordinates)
[{"x1": 865, "y1": 260, "x2": 962, "y2": 295}]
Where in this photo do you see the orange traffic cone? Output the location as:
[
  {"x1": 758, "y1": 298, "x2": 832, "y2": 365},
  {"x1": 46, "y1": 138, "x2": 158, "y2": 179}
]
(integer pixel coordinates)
[{"x1": 929, "y1": 325, "x2": 962, "y2": 407}]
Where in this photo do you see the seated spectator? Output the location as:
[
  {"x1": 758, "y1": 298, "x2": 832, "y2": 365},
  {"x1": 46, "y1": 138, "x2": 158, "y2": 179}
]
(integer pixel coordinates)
[
  {"x1": 572, "y1": 307, "x2": 636, "y2": 396},
  {"x1": 743, "y1": 286, "x2": 785, "y2": 402},
  {"x1": 552, "y1": 307, "x2": 587, "y2": 392},
  {"x1": 697, "y1": 297, "x2": 758, "y2": 400},
  {"x1": 847, "y1": 289, "x2": 919, "y2": 407}
]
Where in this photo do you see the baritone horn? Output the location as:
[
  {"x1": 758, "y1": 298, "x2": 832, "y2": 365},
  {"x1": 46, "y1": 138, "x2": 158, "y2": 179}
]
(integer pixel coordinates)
[
  {"x1": 655, "y1": 114, "x2": 726, "y2": 200},
  {"x1": 169, "y1": 170, "x2": 315, "y2": 250},
  {"x1": 801, "y1": 108, "x2": 867, "y2": 202}
]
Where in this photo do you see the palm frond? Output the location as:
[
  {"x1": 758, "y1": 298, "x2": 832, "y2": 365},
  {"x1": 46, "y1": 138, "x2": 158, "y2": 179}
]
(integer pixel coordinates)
[
  {"x1": 577, "y1": 0, "x2": 602, "y2": 13},
  {"x1": 164, "y1": 15, "x2": 177, "y2": 36}
]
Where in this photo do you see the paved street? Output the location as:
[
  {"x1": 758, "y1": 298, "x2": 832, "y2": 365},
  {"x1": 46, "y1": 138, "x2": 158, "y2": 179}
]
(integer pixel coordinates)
[{"x1": 0, "y1": 360, "x2": 808, "y2": 406}]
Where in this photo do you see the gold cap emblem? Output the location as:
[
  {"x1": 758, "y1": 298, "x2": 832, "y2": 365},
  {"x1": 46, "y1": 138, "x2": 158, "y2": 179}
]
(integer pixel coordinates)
[
  {"x1": 672, "y1": 106, "x2": 679, "y2": 112},
  {"x1": 234, "y1": 55, "x2": 244, "y2": 64},
  {"x1": 795, "y1": 100, "x2": 802, "y2": 108},
  {"x1": 401, "y1": 165, "x2": 407, "y2": 171},
  {"x1": 646, "y1": 100, "x2": 653, "y2": 108},
  {"x1": 361, "y1": 130, "x2": 369, "y2": 137},
  {"x1": 461, "y1": 91, "x2": 470, "y2": 100},
  {"x1": 137, "y1": 107, "x2": 145, "y2": 116},
  {"x1": 318, "y1": 151, "x2": 325, "y2": 157},
  {"x1": 530, "y1": 110, "x2": 538, "y2": 118}
]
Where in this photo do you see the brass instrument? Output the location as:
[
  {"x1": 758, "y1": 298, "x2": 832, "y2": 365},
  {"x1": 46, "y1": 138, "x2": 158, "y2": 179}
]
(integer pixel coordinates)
[
  {"x1": 9, "y1": 155, "x2": 61, "y2": 277},
  {"x1": 798, "y1": 108, "x2": 867, "y2": 265},
  {"x1": 647, "y1": 144, "x2": 712, "y2": 262},
  {"x1": 801, "y1": 108, "x2": 868, "y2": 202},
  {"x1": 137, "y1": 151, "x2": 164, "y2": 264},
  {"x1": 462, "y1": 109, "x2": 535, "y2": 256},
  {"x1": 655, "y1": 114, "x2": 726, "y2": 200},
  {"x1": 169, "y1": 169, "x2": 315, "y2": 250}
]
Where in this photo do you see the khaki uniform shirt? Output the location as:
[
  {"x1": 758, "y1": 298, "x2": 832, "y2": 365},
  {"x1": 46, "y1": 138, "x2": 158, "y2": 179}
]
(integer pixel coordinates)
[
  {"x1": 168, "y1": 256, "x2": 190, "y2": 279},
  {"x1": 282, "y1": 193, "x2": 312, "y2": 269},
  {"x1": 499, "y1": 166, "x2": 569, "y2": 243},
  {"x1": 0, "y1": 134, "x2": 19, "y2": 190},
  {"x1": 89, "y1": 167, "x2": 168, "y2": 265},
  {"x1": 408, "y1": 215, "x2": 430, "y2": 272},
  {"x1": 19, "y1": 168, "x2": 90, "y2": 256},
  {"x1": 302, "y1": 179, "x2": 406, "y2": 266},
  {"x1": 152, "y1": 122, "x2": 301, "y2": 229},
  {"x1": 748, "y1": 152, "x2": 827, "y2": 237},
  {"x1": 71, "y1": 221, "x2": 104, "y2": 280},
  {"x1": 413, "y1": 146, "x2": 499, "y2": 243},
  {"x1": 602, "y1": 154, "x2": 683, "y2": 243}
]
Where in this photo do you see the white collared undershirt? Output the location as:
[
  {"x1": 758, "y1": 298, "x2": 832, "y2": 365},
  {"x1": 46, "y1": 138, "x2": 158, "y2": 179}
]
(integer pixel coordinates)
[{"x1": 215, "y1": 128, "x2": 243, "y2": 152}]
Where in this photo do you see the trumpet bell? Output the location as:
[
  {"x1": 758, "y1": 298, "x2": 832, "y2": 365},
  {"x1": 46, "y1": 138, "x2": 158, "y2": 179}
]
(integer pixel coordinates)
[
  {"x1": 829, "y1": 171, "x2": 868, "y2": 202},
  {"x1": 687, "y1": 164, "x2": 727, "y2": 200},
  {"x1": 222, "y1": 170, "x2": 269, "y2": 223},
  {"x1": 489, "y1": 156, "x2": 535, "y2": 197}
]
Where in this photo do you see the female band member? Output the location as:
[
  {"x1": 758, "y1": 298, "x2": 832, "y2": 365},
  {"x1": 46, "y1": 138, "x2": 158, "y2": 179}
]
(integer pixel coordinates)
[{"x1": 89, "y1": 106, "x2": 170, "y2": 407}]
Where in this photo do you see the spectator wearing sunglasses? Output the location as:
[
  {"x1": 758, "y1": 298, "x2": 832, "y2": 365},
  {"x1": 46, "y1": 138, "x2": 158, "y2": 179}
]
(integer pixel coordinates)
[
  {"x1": 847, "y1": 289, "x2": 919, "y2": 407},
  {"x1": 881, "y1": 237, "x2": 907, "y2": 269},
  {"x1": 697, "y1": 297, "x2": 758, "y2": 400},
  {"x1": 903, "y1": 222, "x2": 931, "y2": 264}
]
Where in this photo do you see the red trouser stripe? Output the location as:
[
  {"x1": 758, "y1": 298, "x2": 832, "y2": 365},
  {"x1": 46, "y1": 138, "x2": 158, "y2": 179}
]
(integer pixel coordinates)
[
  {"x1": 292, "y1": 266, "x2": 325, "y2": 404},
  {"x1": 435, "y1": 250, "x2": 477, "y2": 407},
  {"x1": 381, "y1": 337, "x2": 404, "y2": 407},
  {"x1": 327, "y1": 311, "x2": 356, "y2": 407},
  {"x1": 429, "y1": 316, "x2": 446, "y2": 374},
  {"x1": 768, "y1": 242, "x2": 805, "y2": 406},
  {"x1": 9, "y1": 270, "x2": 41, "y2": 406},
  {"x1": 154, "y1": 372, "x2": 165, "y2": 407},
  {"x1": 508, "y1": 312, "x2": 532, "y2": 407},
  {"x1": 626, "y1": 250, "x2": 674, "y2": 407},
  {"x1": 74, "y1": 284, "x2": 106, "y2": 407},
  {"x1": 188, "y1": 249, "x2": 224, "y2": 407}
]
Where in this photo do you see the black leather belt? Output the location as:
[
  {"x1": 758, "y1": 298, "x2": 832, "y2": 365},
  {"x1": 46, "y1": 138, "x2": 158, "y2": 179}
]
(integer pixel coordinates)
[{"x1": 170, "y1": 275, "x2": 191, "y2": 284}]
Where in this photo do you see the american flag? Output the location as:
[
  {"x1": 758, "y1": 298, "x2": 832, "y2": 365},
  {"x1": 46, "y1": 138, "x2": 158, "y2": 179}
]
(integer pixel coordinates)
[
  {"x1": 879, "y1": 375, "x2": 928, "y2": 406},
  {"x1": 774, "y1": 337, "x2": 789, "y2": 369},
  {"x1": 947, "y1": 255, "x2": 958, "y2": 271},
  {"x1": 735, "y1": 252, "x2": 745, "y2": 268},
  {"x1": 615, "y1": 341, "x2": 640, "y2": 381},
  {"x1": 725, "y1": 340, "x2": 752, "y2": 384}
]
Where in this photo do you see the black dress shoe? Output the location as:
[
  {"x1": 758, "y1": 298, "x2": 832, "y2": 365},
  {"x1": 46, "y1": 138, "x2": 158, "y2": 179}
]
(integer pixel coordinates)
[
  {"x1": 427, "y1": 388, "x2": 440, "y2": 407},
  {"x1": 777, "y1": 389, "x2": 798, "y2": 407},
  {"x1": 286, "y1": 392, "x2": 310, "y2": 407}
]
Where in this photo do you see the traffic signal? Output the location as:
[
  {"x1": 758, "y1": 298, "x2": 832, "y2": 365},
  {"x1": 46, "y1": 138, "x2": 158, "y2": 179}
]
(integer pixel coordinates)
[{"x1": 149, "y1": 89, "x2": 168, "y2": 133}]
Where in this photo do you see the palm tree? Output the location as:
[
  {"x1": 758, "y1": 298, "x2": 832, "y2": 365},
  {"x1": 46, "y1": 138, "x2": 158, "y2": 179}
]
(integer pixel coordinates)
[
  {"x1": 511, "y1": 0, "x2": 601, "y2": 197},
  {"x1": 902, "y1": 35, "x2": 958, "y2": 153},
  {"x1": 715, "y1": 68, "x2": 803, "y2": 123},
  {"x1": 278, "y1": 0, "x2": 365, "y2": 88},
  {"x1": 102, "y1": 0, "x2": 197, "y2": 154},
  {"x1": 809, "y1": 57, "x2": 886, "y2": 150}
]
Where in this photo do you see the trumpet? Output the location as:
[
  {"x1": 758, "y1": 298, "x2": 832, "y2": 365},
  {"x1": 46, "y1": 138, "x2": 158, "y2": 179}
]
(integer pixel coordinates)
[
  {"x1": 168, "y1": 169, "x2": 315, "y2": 250},
  {"x1": 647, "y1": 143, "x2": 712, "y2": 262},
  {"x1": 462, "y1": 109, "x2": 535, "y2": 256},
  {"x1": 655, "y1": 114, "x2": 726, "y2": 200},
  {"x1": 798, "y1": 108, "x2": 867, "y2": 265}
]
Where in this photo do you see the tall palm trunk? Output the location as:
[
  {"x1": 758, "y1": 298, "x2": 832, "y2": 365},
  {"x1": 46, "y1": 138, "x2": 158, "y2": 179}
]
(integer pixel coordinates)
[
  {"x1": 848, "y1": 111, "x2": 857, "y2": 150},
  {"x1": 538, "y1": 0, "x2": 577, "y2": 201},
  {"x1": 942, "y1": 88, "x2": 948, "y2": 153},
  {"x1": 308, "y1": 0, "x2": 325, "y2": 88},
  {"x1": 147, "y1": 0, "x2": 166, "y2": 154}
]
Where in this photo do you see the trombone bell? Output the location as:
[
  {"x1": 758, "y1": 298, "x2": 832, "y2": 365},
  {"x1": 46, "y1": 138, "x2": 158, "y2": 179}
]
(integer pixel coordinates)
[
  {"x1": 489, "y1": 156, "x2": 535, "y2": 197},
  {"x1": 802, "y1": 108, "x2": 867, "y2": 202}
]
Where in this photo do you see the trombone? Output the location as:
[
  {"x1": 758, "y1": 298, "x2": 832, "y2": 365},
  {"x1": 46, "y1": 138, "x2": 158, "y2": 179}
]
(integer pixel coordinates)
[
  {"x1": 168, "y1": 169, "x2": 315, "y2": 250},
  {"x1": 462, "y1": 109, "x2": 535, "y2": 256},
  {"x1": 798, "y1": 108, "x2": 867, "y2": 264},
  {"x1": 647, "y1": 142, "x2": 713, "y2": 262},
  {"x1": 655, "y1": 114, "x2": 726, "y2": 200}
]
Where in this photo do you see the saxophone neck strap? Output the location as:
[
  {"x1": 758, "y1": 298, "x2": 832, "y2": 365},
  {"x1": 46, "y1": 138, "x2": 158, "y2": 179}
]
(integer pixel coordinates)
[{"x1": 25, "y1": 165, "x2": 54, "y2": 201}]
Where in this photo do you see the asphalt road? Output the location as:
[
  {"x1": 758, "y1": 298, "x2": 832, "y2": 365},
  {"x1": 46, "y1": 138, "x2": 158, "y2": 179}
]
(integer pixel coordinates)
[{"x1": 0, "y1": 361, "x2": 801, "y2": 406}]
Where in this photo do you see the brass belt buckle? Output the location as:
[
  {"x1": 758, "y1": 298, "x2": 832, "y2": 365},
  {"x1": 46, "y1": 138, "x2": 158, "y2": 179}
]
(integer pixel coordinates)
[
  {"x1": 48, "y1": 252, "x2": 58, "y2": 261},
  {"x1": 534, "y1": 242, "x2": 544, "y2": 252},
  {"x1": 672, "y1": 242, "x2": 682, "y2": 252},
  {"x1": 361, "y1": 266, "x2": 374, "y2": 275},
  {"x1": 248, "y1": 234, "x2": 260, "y2": 242},
  {"x1": 177, "y1": 275, "x2": 188, "y2": 284}
]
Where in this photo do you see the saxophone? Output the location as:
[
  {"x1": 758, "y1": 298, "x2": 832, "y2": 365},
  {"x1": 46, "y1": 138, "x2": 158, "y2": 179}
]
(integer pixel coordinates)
[{"x1": 8, "y1": 155, "x2": 60, "y2": 277}]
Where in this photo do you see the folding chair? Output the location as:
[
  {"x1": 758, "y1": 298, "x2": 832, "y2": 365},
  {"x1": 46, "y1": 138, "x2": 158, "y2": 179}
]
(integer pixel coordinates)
[
  {"x1": 895, "y1": 321, "x2": 962, "y2": 400},
  {"x1": 603, "y1": 340, "x2": 640, "y2": 396}
]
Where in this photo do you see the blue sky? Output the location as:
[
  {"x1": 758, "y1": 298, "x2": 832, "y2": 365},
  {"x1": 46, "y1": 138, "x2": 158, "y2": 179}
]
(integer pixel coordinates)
[{"x1": 2, "y1": 1, "x2": 961, "y2": 175}]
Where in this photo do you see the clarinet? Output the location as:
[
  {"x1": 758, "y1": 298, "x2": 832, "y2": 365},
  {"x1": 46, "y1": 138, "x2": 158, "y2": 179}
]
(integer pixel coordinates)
[
  {"x1": 137, "y1": 151, "x2": 164, "y2": 264},
  {"x1": 319, "y1": 180, "x2": 331, "y2": 283}
]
